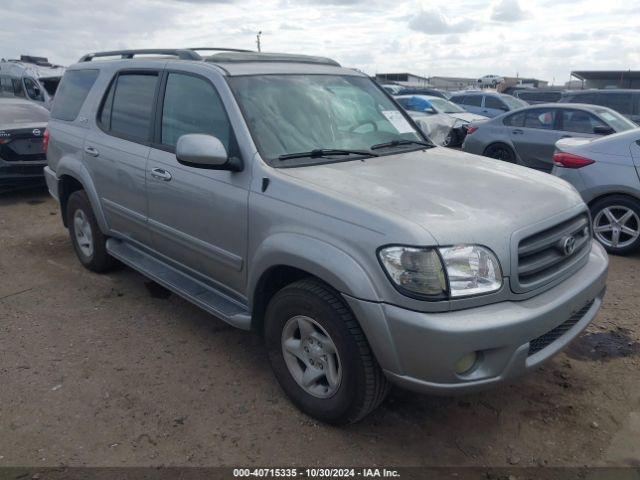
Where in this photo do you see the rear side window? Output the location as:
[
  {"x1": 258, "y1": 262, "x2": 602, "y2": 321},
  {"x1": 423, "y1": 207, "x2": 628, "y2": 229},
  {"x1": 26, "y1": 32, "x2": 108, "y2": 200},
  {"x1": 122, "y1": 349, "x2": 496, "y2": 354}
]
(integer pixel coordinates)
[
  {"x1": 51, "y1": 69, "x2": 99, "y2": 121},
  {"x1": 597, "y1": 93, "x2": 633, "y2": 115},
  {"x1": 569, "y1": 92, "x2": 598, "y2": 105},
  {"x1": 100, "y1": 72, "x2": 158, "y2": 142},
  {"x1": 160, "y1": 73, "x2": 233, "y2": 152},
  {"x1": 463, "y1": 95, "x2": 482, "y2": 107},
  {"x1": 503, "y1": 111, "x2": 525, "y2": 127},
  {"x1": 450, "y1": 95, "x2": 464, "y2": 105},
  {"x1": 523, "y1": 108, "x2": 556, "y2": 129},
  {"x1": 485, "y1": 96, "x2": 505, "y2": 110}
]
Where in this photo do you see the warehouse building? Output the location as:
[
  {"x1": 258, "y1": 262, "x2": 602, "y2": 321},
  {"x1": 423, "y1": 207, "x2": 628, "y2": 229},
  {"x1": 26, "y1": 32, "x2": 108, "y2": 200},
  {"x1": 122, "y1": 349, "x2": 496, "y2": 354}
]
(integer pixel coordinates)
[{"x1": 571, "y1": 70, "x2": 640, "y2": 89}]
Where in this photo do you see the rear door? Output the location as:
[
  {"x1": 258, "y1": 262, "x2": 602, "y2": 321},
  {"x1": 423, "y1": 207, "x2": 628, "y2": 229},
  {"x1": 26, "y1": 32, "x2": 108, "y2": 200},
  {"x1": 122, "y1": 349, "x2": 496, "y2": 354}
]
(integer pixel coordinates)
[
  {"x1": 462, "y1": 95, "x2": 483, "y2": 115},
  {"x1": 509, "y1": 107, "x2": 562, "y2": 170},
  {"x1": 146, "y1": 70, "x2": 249, "y2": 294},
  {"x1": 483, "y1": 95, "x2": 508, "y2": 118},
  {"x1": 84, "y1": 70, "x2": 159, "y2": 246}
]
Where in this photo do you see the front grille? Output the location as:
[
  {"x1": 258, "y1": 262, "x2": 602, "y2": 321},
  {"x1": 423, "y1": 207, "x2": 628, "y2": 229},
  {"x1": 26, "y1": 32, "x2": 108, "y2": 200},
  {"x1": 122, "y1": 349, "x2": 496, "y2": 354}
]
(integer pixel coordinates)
[
  {"x1": 528, "y1": 300, "x2": 594, "y2": 356},
  {"x1": 516, "y1": 213, "x2": 591, "y2": 292}
]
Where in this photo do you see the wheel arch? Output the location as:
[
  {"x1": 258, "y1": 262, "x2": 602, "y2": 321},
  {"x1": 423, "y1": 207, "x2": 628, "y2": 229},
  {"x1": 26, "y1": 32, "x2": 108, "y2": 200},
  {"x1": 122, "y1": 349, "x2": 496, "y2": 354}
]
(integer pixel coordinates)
[
  {"x1": 248, "y1": 234, "x2": 381, "y2": 334},
  {"x1": 55, "y1": 157, "x2": 108, "y2": 232}
]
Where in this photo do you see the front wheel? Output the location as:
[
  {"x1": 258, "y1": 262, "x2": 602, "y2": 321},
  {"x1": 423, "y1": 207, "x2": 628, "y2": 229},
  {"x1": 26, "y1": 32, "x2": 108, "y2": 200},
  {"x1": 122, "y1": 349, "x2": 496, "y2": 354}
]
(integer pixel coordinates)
[
  {"x1": 264, "y1": 278, "x2": 388, "y2": 424},
  {"x1": 442, "y1": 130, "x2": 458, "y2": 148},
  {"x1": 591, "y1": 195, "x2": 640, "y2": 255}
]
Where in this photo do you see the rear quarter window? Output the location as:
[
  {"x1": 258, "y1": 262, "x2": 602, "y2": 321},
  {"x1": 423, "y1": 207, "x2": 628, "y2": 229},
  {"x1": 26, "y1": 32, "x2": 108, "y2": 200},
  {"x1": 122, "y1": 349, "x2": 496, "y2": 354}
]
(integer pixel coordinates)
[
  {"x1": 463, "y1": 95, "x2": 483, "y2": 107},
  {"x1": 51, "y1": 69, "x2": 99, "y2": 121}
]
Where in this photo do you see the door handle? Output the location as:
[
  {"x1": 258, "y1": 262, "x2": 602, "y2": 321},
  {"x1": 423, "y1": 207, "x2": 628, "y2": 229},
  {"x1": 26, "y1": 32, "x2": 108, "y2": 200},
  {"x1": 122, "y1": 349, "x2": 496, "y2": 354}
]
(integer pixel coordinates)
[
  {"x1": 150, "y1": 168, "x2": 172, "y2": 182},
  {"x1": 84, "y1": 146, "x2": 99, "y2": 157},
  {"x1": 560, "y1": 135, "x2": 572, "y2": 139},
  {"x1": 512, "y1": 129, "x2": 524, "y2": 135}
]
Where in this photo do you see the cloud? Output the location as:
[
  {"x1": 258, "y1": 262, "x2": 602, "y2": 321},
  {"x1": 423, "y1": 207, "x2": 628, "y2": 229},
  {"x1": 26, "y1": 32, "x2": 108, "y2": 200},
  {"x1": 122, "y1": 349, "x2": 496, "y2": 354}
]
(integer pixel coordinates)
[
  {"x1": 408, "y1": 9, "x2": 475, "y2": 35},
  {"x1": 491, "y1": 0, "x2": 528, "y2": 22}
]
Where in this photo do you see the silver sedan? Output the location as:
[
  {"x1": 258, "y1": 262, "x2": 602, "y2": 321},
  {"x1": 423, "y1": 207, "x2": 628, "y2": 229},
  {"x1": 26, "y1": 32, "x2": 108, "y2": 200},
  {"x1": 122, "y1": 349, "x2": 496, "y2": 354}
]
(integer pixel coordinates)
[
  {"x1": 462, "y1": 103, "x2": 636, "y2": 172},
  {"x1": 552, "y1": 129, "x2": 640, "y2": 255}
]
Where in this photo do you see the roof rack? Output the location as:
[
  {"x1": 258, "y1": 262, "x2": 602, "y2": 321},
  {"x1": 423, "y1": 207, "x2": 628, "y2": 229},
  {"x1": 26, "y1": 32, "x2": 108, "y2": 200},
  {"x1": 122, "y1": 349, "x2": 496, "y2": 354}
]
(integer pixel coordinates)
[
  {"x1": 79, "y1": 49, "x2": 203, "y2": 62},
  {"x1": 187, "y1": 47, "x2": 254, "y2": 53}
]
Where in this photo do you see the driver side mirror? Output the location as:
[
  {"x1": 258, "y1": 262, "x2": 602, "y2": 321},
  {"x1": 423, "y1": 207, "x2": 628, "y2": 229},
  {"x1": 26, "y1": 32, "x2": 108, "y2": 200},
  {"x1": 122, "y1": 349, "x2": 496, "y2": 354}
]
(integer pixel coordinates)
[
  {"x1": 176, "y1": 134, "x2": 242, "y2": 171},
  {"x1": 593, "y1": 125, "x2": 615, "y2": 135}
]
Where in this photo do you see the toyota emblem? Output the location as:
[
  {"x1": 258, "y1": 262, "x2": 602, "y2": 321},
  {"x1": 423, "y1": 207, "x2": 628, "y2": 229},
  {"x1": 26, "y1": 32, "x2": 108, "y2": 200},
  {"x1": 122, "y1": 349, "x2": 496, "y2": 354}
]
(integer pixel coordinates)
[{"x1": 562, "y1": 235, "x2": 576, "y2": 256}]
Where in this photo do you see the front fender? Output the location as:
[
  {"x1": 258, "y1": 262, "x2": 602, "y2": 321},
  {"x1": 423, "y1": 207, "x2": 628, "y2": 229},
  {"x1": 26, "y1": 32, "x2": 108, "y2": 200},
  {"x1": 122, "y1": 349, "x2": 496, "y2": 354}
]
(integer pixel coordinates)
[
  {"x1": 55, "y1": 155, "x2": 109, "y2": 233},
  {"x1": 248, "y1": 233, "x2": 381, "y2": 305}
]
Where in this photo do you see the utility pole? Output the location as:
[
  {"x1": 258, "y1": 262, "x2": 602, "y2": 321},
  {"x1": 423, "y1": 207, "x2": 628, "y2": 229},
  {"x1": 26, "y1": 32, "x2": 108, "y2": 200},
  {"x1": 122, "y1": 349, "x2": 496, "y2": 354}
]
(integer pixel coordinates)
[{"x1": 256, "y1": 31, "x2": 262, "y2": 52}]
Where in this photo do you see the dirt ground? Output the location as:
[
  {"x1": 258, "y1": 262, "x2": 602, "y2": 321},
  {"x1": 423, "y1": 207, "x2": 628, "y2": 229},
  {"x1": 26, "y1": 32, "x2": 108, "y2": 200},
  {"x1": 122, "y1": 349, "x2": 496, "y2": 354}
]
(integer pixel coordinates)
[{"x1": 1, "y1": 186, "x2": 639, "y2": 468}]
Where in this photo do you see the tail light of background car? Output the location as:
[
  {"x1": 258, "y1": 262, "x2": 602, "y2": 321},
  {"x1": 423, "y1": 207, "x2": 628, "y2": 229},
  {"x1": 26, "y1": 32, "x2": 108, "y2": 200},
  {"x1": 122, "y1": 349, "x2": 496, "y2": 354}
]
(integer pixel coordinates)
[
  {"x1": 553, "y1": 152, "x2": 595, "y2": 169},
  {"x1": 43, "y1": 129, "x2": 50, "y2": 153},
  {"x1": 466, "y1": 125, "x2": 479, "y2": 135}
]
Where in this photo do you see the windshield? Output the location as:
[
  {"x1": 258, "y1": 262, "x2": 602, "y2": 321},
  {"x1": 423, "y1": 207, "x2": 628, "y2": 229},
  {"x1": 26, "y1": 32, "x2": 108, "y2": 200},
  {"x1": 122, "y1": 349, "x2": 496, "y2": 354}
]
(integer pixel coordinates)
[
  {"x1": 594, "y1": 107, "x2": 637, "y2": 131},
  {"x1": 229, "y1": 74, "x2": 424, "y2": 164},
  {"x1": 501, "y1": 95, "x2": 528, "y2": 110},
  {"x1": 429, "y1": 97, "x2": 466, "y2": 114}
]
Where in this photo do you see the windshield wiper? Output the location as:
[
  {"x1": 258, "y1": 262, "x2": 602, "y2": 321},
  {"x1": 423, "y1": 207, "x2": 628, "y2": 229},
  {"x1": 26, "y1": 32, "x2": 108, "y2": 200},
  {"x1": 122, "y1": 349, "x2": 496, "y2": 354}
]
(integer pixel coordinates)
[
  {"x1": 370, "y1": 139, "x2": 433, "y2": 151},
  {"x1": 278, "y1": 148, "x2": 378, "y2": 161}
]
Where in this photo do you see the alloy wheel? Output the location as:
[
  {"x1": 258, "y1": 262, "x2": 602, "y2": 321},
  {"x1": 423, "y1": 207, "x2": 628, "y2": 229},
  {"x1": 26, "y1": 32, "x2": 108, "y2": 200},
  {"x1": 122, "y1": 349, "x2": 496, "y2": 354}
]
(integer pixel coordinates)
[
  {"x1": 281, "y1": 315, "x2": 342, "y2": 399},
  {"x1": 593, "y1": 205, "x2": 640, "y2": 249},
  {"x1": 73, "y1": 209, "x2": 94, "y2": 257}
]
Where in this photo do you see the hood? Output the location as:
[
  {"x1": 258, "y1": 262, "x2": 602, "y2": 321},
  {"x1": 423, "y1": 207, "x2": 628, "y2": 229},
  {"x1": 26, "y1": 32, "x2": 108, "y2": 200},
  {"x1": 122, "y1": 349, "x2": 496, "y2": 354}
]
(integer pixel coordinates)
[
  {"x1": 278, "y1": 147, "x2": 584, "y2": 249},
  {"x1": 450, "y1": 112, "x2": 488, "y2": 123}
]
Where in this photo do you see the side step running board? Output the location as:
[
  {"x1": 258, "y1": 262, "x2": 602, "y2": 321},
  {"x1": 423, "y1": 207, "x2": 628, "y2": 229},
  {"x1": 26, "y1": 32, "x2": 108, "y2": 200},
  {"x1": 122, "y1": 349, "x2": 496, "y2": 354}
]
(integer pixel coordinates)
[{"x1": 106, "y1": 238, "x2": 251, "y2": 330}]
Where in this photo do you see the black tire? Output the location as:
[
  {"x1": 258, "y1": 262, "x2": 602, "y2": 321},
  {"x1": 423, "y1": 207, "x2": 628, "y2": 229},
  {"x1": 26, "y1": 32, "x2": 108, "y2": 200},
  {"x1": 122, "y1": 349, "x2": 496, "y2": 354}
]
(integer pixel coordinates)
[
  {"x1": 66, "y1": 190, "x2": 116, "y2": 272},
  {"x1": 484, "y1": 143, "x2": 517, "y2": 163},
  {"x1": 264, "y1": 278, "x2": 389, "y2": 424},
  {"x1": 590, "y1": 195, "x2": 640, "y2": 255}
]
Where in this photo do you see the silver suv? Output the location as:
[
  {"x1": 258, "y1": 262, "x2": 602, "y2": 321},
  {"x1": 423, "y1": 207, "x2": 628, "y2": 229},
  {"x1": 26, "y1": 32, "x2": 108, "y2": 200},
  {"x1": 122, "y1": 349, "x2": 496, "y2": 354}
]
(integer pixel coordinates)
[{"x1": 44, "y1": 48, "x2": 609, "y2": 424}]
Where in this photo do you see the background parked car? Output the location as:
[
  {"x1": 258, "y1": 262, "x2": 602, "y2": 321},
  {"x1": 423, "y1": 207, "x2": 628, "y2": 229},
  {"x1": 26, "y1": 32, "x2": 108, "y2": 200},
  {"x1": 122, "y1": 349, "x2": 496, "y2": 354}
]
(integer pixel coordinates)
[
  {"x1": 380, "y1": 83, "x2": 403, "y2": 95},
  {"x1": 477, "y1": 74, "x2": 504, "y2": 88},
  {"x1": 559, "y1": 89, "x2": 640, "y2": 124},
  {"x1": 0, "y1": 98, "x2": 49, "y2": 186},
  {"x1": 450, "y1": 91, "x2": 528, "y2": 118},
  {"x1": 0, "y1": 56, "x2": 65, "y2": 110},
  {"x1": 512, "y1": 89, "x2": 565, "y2": 104},
  {"x1": 402, "y1": 108, "x2": 456, "y2": 146},
  {"x1": 396, "y1": 87, "x2": 450, "y2": 99},
  {"x1": 395, "y1": 94, "x2": 488, "y2": 146},
  {"x1": 462, "y1": 103, "x2": 636, "y2": 171},
  {"x1": 552, "y1": 129, "x2": 640, "y2": 255}
]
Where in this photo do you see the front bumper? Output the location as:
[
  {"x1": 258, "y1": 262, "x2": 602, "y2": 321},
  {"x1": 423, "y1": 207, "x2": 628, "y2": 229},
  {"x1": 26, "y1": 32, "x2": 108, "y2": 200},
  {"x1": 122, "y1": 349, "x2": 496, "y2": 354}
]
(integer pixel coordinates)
[{"x1": 344, "y1": 241, "x2": 608, "y2": 394}]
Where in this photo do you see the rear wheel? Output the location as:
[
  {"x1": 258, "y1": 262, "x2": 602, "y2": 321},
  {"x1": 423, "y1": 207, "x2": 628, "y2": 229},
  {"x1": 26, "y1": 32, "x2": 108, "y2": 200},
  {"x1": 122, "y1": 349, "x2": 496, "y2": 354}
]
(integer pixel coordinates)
[
  {"x1": 484, "y1": 143, "x2": 516, "y2": 163},
  {"x1": 67, "y1": 190, "x2": 116, "y2": 272},
  {"x1": 264, "y1": 278, "x2": 389, "y2": 424},
  {"x1": 591, "y1": 195, "x2": 640, "y2": 255}
]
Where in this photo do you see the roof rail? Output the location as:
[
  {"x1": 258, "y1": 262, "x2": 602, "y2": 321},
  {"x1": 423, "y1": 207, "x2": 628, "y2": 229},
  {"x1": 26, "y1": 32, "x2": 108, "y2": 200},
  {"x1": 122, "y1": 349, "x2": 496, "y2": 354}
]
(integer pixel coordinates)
[
  {"x1": 187, "y1": 47, "x2": 254, "y2": 53},
  {"x1": 79, "y1": 49, "x2": 202, "y2": 62}
]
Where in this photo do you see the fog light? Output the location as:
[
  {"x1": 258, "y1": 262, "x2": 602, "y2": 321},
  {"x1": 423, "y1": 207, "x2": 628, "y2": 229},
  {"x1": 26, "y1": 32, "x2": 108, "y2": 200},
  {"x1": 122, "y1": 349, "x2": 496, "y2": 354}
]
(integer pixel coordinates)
[{"x1": 454, "y1": 352, "x2": 478, "y2": 375}]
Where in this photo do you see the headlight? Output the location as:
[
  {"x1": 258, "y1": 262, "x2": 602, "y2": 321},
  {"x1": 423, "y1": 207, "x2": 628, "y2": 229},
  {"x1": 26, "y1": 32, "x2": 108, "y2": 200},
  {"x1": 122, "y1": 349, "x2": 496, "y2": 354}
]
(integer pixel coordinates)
[
  {"x1": 378, "y1": 246, "x2": 447, "y2": 298},
  {"x1": 378, "y1": 245, "x2": 502, "y2": 300},
  {"x1": 453, "y1": 119, "x2": 468, "y2": 129},
  {"x1": 439, "y1": 245, "x2": 502, "y2": 297}
]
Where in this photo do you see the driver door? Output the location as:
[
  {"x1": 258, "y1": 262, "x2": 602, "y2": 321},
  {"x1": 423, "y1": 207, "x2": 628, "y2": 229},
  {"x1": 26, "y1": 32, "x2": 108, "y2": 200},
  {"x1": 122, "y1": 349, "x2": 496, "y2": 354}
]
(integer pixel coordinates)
[{"x1": 146, "y1": 70, "x2": 250, "y2": 294}]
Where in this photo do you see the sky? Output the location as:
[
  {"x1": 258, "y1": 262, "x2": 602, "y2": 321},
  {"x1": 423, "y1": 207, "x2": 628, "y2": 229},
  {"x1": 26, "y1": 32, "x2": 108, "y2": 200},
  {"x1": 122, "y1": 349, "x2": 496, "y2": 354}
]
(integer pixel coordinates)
[{"x1": 1, "y1": 0, "x2": 639, "y2": 85}]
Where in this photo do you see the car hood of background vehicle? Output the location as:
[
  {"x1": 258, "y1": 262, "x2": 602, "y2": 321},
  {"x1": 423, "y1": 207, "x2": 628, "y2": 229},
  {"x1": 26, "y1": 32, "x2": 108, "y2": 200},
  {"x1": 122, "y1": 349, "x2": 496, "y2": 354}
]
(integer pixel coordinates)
[
  {"x1": 279, "y1": 147, "x2": 584, "y2": 246},
  {"x1": 450, "y1": 112, "x2": 488, "y2": 123}
]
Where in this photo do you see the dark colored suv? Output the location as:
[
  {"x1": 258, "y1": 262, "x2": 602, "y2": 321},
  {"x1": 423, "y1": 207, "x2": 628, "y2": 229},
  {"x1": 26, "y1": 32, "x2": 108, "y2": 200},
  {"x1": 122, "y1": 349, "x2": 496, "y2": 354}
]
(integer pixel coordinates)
[{"x1": 559, "y1": 89, "x2": 640, "y2": 123}]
